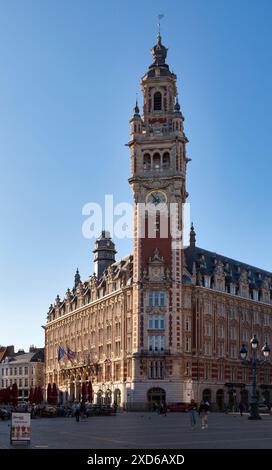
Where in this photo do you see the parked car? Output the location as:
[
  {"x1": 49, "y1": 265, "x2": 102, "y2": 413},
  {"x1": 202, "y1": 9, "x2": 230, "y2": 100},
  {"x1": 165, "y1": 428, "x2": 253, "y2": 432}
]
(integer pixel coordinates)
[
  {"x1": 40, "y1": 405, "x2": 57, "y2": 417},
  {"x1": 167, "y1": 402, "x2": 190, "y2": 412},
  {"x1": 257, "y1": 403, "x2": 271, "y2": 413}
]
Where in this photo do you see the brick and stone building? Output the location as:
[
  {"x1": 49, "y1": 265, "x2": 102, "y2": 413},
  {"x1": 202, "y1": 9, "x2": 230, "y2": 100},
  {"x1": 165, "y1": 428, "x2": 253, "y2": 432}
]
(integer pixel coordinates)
[
  {"x1": 0, "y1": 346, "x2": 44, "y2": 401},
  {"x1": 44, "y1": 34, "x2": 272, "y2": 410}
]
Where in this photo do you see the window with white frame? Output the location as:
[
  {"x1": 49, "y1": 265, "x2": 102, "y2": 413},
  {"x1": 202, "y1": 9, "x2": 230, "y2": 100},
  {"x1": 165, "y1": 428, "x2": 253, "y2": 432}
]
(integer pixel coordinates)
[
  {"x1": 253, "y1": 290, "x2": 259, "y2": 301},
  {"x1": 229, "y1": 306, "x2": 236, "y2": 319},
  {"x1": 217, "y1": 323, "x2": 224, "y2": 338},
  {"x1": 230, "y1": 285, "x2": 236, "y2": 295},
  {"x1": 148, "y1": 291, "x2": 166, "y2": 307},
  {"x1": 204, "y1": 340, "x2": 211, "y2": 355},
  {"x1": 185, "y1": 316, "x2": 191, "y2": 332},
  {"x1": 253, "y1": 311, "x2": 259, "y2": 324},
  {"x1": 148, "y1": 360, "x2": 165, "y2": 379},
  {"x1": 148, "y1": 315, "x2": 165, "y2": 330},
  {"x1": 217, "y1": 342, "x2": 224, "y2": 357},
  {"x1": 230, "y1": 343, "x2": 237, "y2": 359},
  {"x1": 241, "y1": 309, "x2": 248, "y2": 322},
  {"x1": 242, "y1": 329, "x2": 249, "y2": 342},
  {"x1": 185, "y1": 336, "x2": 191, "y2": 352},
  {"x1": 218, "y1": 363, "x2": 224, "y2": 381},
  {"x1": 229, "y1": 327, "x2": 237, "y2": 340},
  {"x1": 148, "y1": 335, "x2": 165, "y2": 352},
  {"x1": 204, "y1": 321, "x2": 211, "y2": 336},
  {"x1": 115, "y1": 341, "x2": 121, "y2": 356}
]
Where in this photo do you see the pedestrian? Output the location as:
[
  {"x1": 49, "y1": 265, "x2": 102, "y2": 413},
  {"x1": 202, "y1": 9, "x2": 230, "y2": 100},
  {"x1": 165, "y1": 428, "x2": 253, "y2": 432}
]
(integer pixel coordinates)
[
  {"x1": 80, "y1": 400, "x2": 86, "y2": 419},
  {"x1": 75, "y1": 402, "x2": 80, "y2": 422},
  {"x1": 238, "y1": 401, "x2": 244, "y2": 417},
  {"x1": 198, "y1": 400, "x2": 209, "y2": 429},
  {"x1": 162, "y1": 401, "x2": 167, "y2": 416},
  {"x1": 113, "y1": 401, "x2": 118, "y2": 414},
  {"x1": 188, "y1": 399, "x2": 197, "y2": 428}
]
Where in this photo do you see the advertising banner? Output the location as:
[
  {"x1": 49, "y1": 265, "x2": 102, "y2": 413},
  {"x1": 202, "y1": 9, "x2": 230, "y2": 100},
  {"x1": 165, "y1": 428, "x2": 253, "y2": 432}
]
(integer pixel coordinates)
[{"x1": 10, "y1": 412, "x2": 31, "y2": 443}]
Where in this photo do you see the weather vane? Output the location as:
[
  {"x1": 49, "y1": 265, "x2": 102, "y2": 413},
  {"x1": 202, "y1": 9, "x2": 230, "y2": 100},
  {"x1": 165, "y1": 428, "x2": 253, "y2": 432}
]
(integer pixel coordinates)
[{"x1": 157, "y1": 14, "x2": 164, "y2": 37}]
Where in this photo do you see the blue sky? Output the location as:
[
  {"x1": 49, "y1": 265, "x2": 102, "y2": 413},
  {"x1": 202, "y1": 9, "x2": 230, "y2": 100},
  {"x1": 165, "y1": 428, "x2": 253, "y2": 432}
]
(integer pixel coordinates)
[{"x1": 0, "y1": 0, "x2": 272, "y2": 350}]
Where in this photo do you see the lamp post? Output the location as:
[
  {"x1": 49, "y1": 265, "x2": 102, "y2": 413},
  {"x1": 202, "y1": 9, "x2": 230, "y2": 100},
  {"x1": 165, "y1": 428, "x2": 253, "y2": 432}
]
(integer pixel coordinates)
[{"x1": 240, "y1": 335, "x2": 270, "y2": 420}]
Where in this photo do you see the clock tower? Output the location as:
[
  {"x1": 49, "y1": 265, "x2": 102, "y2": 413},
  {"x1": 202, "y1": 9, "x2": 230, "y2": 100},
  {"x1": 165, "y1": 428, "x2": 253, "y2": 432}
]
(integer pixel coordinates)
[{"x1": 128, "y1": 33, "x2": 191, "y2": 404}]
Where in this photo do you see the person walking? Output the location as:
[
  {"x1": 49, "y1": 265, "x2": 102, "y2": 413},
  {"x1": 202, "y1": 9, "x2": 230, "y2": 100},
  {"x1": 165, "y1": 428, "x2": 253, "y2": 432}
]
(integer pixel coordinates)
[
  {"x1": 238, "y1": 401, "x2": 244, "y2": 417},
  {"x1": 80, "y1": 400, "x2": 86, "y2": 420},
  {"x1": 198, "y1": 400, "x2": 210, "y2": 429},
  {"x1": 188, "y1": 399, "x2": 197, "y2": 428},
  {"x1": 75, "y1": 402, "x2": 80, "y2": 422}
]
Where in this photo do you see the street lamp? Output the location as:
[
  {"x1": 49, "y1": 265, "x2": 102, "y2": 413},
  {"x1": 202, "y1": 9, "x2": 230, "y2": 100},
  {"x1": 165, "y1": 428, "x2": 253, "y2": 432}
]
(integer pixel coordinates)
[{"x1": 240, "y1": 335, "x2": 270, "y2": 420}]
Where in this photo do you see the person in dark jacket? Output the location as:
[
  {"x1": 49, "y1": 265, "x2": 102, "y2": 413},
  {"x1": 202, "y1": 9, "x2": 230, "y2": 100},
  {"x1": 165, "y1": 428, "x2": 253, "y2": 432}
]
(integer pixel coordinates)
[
  {"x1": 198, "y1": 401, "x2": 210, "y2": 429},
  {"x1": 238, "y1": 401, "x2": 244, "y2": 417}
]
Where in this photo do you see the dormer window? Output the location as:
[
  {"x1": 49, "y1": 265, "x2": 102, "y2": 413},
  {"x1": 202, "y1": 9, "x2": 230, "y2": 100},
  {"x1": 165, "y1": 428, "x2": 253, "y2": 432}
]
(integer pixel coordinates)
[{"x1": 154, "y1": 92, "x2": 162, "y2": 111}]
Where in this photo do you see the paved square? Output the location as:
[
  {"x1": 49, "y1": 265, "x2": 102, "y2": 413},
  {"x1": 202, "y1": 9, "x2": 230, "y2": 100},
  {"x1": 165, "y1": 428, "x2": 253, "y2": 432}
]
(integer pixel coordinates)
[{"x1": 1, "y1": 412, "x2": 272, "y2": 449}]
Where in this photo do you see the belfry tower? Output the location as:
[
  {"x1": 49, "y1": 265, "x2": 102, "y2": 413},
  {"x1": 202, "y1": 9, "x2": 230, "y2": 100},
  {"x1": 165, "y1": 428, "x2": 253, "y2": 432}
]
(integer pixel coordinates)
[{"x1": 128, "y1": 33, "x2": 191, "y2": 403}]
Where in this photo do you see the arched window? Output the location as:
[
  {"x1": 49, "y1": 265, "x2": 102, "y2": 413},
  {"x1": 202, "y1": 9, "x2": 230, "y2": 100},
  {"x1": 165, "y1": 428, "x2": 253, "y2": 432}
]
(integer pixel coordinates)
[
  {"x1": 153, "y1": 153, "x2": 161, "y2": 170},
  {"x1": 162, "y1": 152, "x2": 170, "y2": 169},
  {"x1": 153, "y1": 92, "x2": 162, "y2": 111},
  {"x1": 143, "y1": 153, "x2": 151, "y2": 170}
]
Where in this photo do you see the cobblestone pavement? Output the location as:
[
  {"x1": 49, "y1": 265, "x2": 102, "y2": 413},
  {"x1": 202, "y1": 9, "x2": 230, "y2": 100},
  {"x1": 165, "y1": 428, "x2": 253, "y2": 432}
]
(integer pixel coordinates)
[{"x1": 1, "y1": 412, "x2": 272, "y2": 449}]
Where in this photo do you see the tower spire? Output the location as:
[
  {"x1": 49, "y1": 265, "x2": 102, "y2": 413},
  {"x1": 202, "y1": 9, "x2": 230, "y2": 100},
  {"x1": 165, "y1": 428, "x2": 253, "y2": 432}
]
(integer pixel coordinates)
[
  {"x1": 74, "y1": 268, "x2": 81, "y2": 289},
  {"x1": 134, "y1": 93, "x2": 139, "y2": 115},
  {"x1": 157, "y1": 14, "x2": 164, "y2": 41},
  {"x1": 190, "y1": 223, "x2": 196, "y2": 248}
]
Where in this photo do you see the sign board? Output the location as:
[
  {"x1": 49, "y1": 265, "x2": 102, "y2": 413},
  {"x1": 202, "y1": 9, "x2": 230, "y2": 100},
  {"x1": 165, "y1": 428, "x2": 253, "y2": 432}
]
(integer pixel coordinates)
[{"x1": 10, "y1": 412, "x2": 31, "y2": 444}]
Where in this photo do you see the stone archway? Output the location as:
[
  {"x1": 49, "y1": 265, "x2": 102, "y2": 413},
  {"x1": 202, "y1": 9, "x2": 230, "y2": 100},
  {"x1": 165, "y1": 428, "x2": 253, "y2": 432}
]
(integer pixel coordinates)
[
  {"x1": 97, "y1": 390, "x2": 103, "y2": 406},
  {"x1": 216, "y1": 389, "x2": 224, "y2": 411},
  {"x1": 147, "y1": 387, "x2": 166, "y2": 410},
  {"x1": 202, "y1": 389, "x2": 212, "y2": 403},
  {"x1": 114, "y1": 389, "x2": 121, "y2": 405},
  {"x1": 105, "y1": 389, "x2": 112, "y2": 406}
]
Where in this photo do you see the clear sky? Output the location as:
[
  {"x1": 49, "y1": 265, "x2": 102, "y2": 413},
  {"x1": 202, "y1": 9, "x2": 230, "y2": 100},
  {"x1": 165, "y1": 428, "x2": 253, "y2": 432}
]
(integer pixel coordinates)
[{"x1": 0, "y1": 0, "x2": 272, "y2": 351}]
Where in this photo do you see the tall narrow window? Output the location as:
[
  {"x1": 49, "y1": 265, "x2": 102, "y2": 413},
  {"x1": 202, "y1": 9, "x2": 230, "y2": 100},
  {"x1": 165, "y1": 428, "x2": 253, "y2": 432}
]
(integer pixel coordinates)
[
  {"x1": 153, "y1": 92, "x2": 162, "y2": 111},
  {"x1": 153, "y1": 153, "x2": 161, "y2": 170},
  {"x1": 162, "y1": 152, "x2": 170, "y2": 169},
  {"x1": 143, "y1": 153, "x2": 151, "y2": 170},
  {"x1": 160, "y1": 292, "x2": 165, "y2": 306}
]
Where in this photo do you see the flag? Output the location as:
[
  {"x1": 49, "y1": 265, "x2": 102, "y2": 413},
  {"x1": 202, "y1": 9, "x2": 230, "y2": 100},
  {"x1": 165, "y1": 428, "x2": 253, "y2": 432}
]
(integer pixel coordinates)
[
  {"x1": 67, "y1": 347, "x2": 76, "y2": 360},
  {"x1": 57, "y1": 346, "x2": 66, "y2": 362},
  {"x1": 158, "y1": 14, "x2": 164, "y2": 20}
]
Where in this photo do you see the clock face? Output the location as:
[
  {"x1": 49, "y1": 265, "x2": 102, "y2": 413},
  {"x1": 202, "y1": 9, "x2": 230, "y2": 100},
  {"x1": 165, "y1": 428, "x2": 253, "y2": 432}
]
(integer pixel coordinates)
[{"x1": 146, "y1": 191, "x2": 167, "y2": 206}]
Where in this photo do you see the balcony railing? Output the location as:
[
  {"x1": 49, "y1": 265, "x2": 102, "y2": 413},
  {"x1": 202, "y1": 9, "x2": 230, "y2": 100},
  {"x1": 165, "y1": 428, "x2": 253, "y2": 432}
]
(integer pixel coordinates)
[{"x1": 140, "y1": 349, "x2": 171, "y2": 356}]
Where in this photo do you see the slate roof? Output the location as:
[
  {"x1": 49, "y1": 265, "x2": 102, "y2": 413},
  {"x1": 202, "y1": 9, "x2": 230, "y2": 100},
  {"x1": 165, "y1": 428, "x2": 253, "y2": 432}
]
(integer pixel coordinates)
[{"x1": 184, "y1": 245, "x2": 272, "y2": 288}]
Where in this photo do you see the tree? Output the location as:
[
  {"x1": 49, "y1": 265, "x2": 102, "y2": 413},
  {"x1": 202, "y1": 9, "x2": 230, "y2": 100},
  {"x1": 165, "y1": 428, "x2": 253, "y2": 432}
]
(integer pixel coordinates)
[
  {"x1": 11, "y1": 383, "x2": 18, "y2": 407},
  {"x1": 52, "y1": 383, "x2": 57, "y2": 405},
  {"x1": 29, "y1": 388, "x2": 34, "y2": 404},
  {"x1": 47, "y1": 383, "x2": 52, "y2": 404}
]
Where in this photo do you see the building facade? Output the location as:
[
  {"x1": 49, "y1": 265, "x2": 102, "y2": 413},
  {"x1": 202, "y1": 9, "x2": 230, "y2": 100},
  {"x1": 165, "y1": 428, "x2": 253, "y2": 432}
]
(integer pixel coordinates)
[
  {"x1": 44, "y1": 35, "x2": 272, "y2": 410},
  {"x1": 0, "y1": 347, "x2": 44, "y2": 401}
]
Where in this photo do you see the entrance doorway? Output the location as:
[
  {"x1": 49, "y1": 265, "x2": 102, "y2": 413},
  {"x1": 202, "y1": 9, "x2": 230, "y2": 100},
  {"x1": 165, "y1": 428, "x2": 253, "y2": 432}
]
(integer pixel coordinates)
[
  {"x1": 202, "y1": 389, "x2": 212, "y2": 403},
  {"x1": 216, "y1": 389, "x2": 224, "y2": 411},
  {"x1": 147, "y1": 387, "x2": 166, "y2": 410}
]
